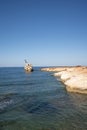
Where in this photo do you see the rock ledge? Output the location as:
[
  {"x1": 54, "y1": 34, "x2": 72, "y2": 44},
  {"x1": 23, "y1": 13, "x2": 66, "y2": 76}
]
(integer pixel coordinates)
[{"x1": 41, "y1": 66, "x2": 87, "y2": 94}]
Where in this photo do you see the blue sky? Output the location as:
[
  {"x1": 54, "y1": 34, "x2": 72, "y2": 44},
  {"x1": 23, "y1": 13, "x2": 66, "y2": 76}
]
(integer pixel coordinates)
[{"x1": 0, "y1": 0, "x2": 87, "y2": 67}]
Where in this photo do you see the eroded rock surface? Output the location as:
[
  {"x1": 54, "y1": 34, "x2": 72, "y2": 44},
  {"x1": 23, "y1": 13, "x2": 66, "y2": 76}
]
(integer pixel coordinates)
[{"x1": 41, "y1": 66, "x2": 87, "y2": 94}]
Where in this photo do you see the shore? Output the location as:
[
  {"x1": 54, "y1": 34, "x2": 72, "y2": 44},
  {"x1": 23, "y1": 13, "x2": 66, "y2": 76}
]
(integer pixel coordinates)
[{"x1": 41, "y1": 66, "x2": 87, "y2": 94}]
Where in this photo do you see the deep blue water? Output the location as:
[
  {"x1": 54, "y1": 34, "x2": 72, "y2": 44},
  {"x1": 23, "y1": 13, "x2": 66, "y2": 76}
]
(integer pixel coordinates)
[{"x1": 0, "y1": 67, "x2": 87, "y2": 130}]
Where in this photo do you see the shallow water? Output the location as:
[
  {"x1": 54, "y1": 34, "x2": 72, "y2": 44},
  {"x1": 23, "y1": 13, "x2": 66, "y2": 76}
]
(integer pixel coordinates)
[{"x1": 0, "y1": 67, "x2": 87, "y2": 130}]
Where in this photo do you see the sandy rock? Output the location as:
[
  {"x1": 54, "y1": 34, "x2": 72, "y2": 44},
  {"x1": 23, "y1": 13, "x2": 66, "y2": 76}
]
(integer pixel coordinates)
[
  {"x1": 41, "y1": 66, "x2": 87, "y2": 94},
  {"x1": 41, "y1": 67, "x2": 67, "y2": 72},
  {"x1": 65, "y1": 75, "x2": 87, "y2": 94},
  {"x1": 65, "y1": 75, "x2": 87, "y2": 89}
]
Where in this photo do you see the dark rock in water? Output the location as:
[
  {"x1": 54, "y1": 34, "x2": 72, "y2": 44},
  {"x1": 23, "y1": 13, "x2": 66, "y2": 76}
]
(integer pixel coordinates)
[
  {"x1": 23, "y1": 100, "x2": 56, "y2": 114},
  {"x1": 0, "y1": 93, "x2": 21, "y2": 114},
  {"x1": 0, "y1": 96, "x2": 13, "y2": 113}
]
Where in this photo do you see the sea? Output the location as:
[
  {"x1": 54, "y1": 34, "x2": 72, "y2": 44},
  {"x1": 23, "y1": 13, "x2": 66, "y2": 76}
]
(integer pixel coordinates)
[{"x1": 0, "y1": 67, "x2": 87, "y2": 130}]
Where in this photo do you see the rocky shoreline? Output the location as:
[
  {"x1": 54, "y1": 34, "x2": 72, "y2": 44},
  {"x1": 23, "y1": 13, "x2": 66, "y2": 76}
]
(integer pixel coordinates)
[{"x1": 41, "y1": 66, "x2": 87, "y2": 94}]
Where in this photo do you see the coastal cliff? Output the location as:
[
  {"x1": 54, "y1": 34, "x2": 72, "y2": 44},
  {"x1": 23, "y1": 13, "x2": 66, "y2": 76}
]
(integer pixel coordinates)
[{"x1": 41, "y1": 66, "x2": 87, "y2": 94}]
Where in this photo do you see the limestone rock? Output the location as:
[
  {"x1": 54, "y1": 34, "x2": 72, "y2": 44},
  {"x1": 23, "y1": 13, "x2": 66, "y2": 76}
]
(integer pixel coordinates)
[{"x1": 41, "y1": 66, "x2": 87, "y2": 94}]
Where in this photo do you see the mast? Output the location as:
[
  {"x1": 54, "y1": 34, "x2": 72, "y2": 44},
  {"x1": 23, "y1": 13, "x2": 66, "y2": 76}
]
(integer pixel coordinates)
[{"x1": 24, "y1": 59, "x2": 28, "y2": 64}]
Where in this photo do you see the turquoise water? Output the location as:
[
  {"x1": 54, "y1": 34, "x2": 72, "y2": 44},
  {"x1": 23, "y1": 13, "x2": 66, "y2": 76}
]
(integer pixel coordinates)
[{"x1": 0, "y1": 67, "x2": 87, "y2": 130}]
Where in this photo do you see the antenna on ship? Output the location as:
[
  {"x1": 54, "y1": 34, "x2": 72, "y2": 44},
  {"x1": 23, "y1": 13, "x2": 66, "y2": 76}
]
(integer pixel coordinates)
[{"x1": 24, "y1": 59, "x2": 28, "y2": 64}]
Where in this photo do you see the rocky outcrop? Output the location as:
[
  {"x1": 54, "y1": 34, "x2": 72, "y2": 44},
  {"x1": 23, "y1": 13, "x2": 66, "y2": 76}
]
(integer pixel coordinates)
[
  {"x1": 41, "y1": 67, "x2": 67, "y2": 72},
  {"x1": 41, "y1": 66, "x2": 87, "y2": 94}
]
